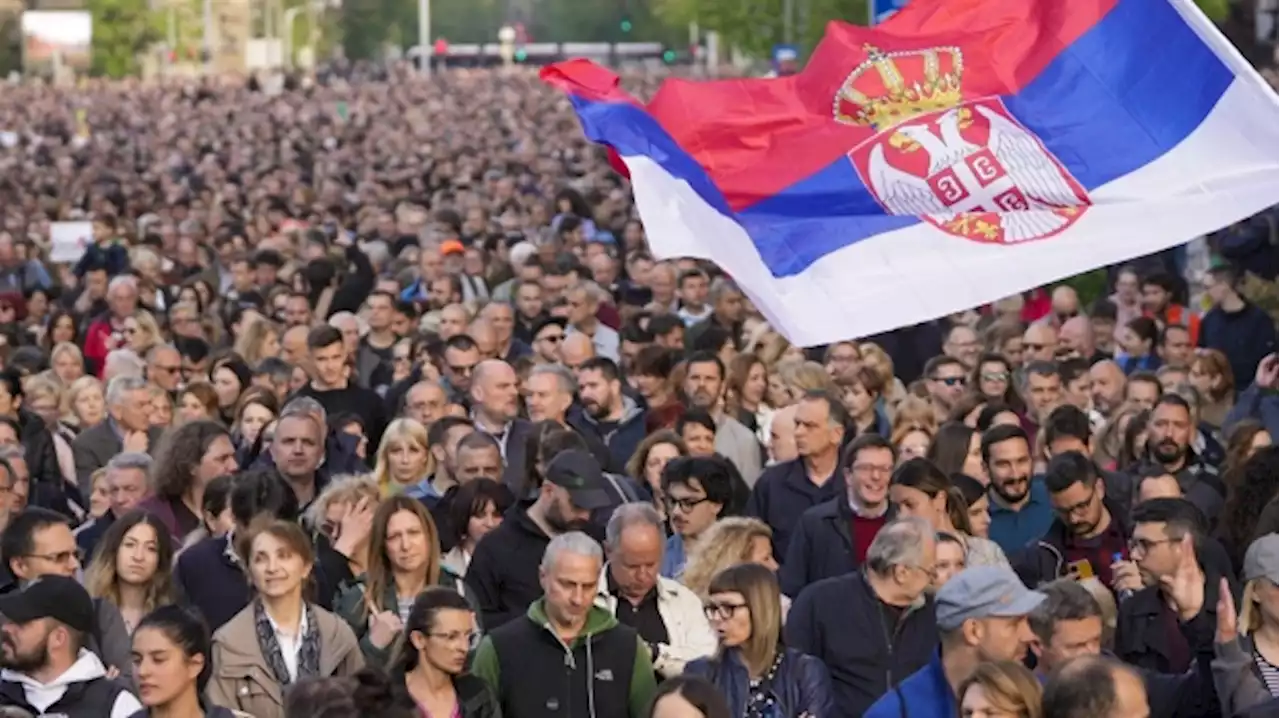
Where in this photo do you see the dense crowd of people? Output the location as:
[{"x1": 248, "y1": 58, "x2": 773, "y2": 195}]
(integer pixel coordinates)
[{"x1": 0, "y1": 63, "x2": 1270, "y2": 718}]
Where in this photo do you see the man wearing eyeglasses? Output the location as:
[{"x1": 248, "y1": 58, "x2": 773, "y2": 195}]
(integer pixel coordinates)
[
  {"x1": 0, "y1": 508, "x2": 132, "y2": 683},
  {"x1": 1113, "y1": 497, "x2": 1237, "y2": 676}
]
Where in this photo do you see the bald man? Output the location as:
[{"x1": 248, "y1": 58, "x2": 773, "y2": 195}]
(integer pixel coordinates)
[
  {"x1": 281, "y1": 325, "x2": 310, "y2": 367},
  {"x1": 1024, "y1": 323, "x2": 1058, "y2": 364},
  {"x1": 559, "y1": 332, "x2": 596, "y2": 375},
  {"x1": 438, "y1": 304, "x2": 470, "y2": 341},
  {"x1": 469, "y1": 320, "x2": 499, "y2": 360},
  {"x1": 1089, "y1": 360, "x2": 1127, "y2": 420},
  {"x1": 768, "y1": 404, "x2": 799, "y2": 465},
  {"x1": 1050, "y1": 285, "x2": 1081, "y2": 323},
  {"x1": 1058, "y1": 316, "x2": 1097, "y2": 362},
  {"x1": 469, "y1": 359, "x2": 531, "y2": 492}
]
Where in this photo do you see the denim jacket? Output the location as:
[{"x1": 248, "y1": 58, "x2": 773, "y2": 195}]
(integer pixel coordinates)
[{"x1": 685, "y1": 646, "x2": 833, "y2": 718}]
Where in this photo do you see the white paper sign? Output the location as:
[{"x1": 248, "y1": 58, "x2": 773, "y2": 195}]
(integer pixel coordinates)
[{"x1": 49, "y1": 222, "x2": 93, "y2": 264}]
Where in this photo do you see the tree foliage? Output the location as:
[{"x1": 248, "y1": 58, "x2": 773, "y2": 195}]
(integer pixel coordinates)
[{"x1": 88, "y1": 0, "x2": 160, "y2": 77}]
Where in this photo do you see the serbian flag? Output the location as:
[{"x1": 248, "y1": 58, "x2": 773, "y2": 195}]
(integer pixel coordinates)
[{"x1": 542, "y1": 0, "x2": 1280, "y2": 346}]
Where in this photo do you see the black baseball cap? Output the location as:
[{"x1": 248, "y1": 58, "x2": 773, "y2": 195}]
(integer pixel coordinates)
[
  {"x1": 545, "y1": 450, "x2": 613, "y2": 510},
  {"x1": 0, "y1": 575, "x2": 95, "y2": 633}
]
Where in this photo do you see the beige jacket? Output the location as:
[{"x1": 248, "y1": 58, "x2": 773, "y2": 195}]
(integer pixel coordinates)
[{"x1": 206, "y1": 603, "x2": 365, "y2": 718}]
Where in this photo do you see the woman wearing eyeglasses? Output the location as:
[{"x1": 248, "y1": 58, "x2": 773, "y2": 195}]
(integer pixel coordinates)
[
  {"x1": 686, "y1": 563, "x2": 832, "y2": 718},
  {"x1": 391, "y1": 587, "x2": 499, "y2": 718}
]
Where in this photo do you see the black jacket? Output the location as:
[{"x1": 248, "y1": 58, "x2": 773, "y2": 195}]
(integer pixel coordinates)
[
  {"x1": 1114, "y1": 536, "x2": 1237, "y2": 675},
  {"x1": 747, "y1": 459, "x2": 845, "y2": 564},
  {"x1": 18, "y1": 408, "x2": 74, "y2": 516},
  {"x1": 464, "y1": 500, "x2": 554, "y2": 630},
  {"x1": 786, "y1": 572, "x2": 938, "y2": 718},
  {"x1": 780, "y1": 498, "x2": 891, "y2": 598}
]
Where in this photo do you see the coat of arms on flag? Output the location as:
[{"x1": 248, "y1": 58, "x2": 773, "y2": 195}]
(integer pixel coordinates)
[{"x1": 838, "y1": 45, "x2": 1090, "y2": 245}]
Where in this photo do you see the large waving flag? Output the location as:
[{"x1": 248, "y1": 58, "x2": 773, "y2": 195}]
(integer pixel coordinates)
[{"x1": 543, "y1": 0, "x2": 1280, "y2": 347}]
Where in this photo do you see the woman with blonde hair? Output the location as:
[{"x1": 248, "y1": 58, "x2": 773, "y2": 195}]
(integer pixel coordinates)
[
  {"x1": 774, "y1": 359, "x2": 836, "y2": 405},
  {"x1": 63, "y1": 375, "x2": 106, "y2": 431},
  {"x1": 22, "y1": 374, "x2": 76, "y2": 485},
  {"x1": 685, "y1": 563, "x2": 832, "y2": 717},
  {"x1": 234, "y1": 314, "x2": 283, "y2": 367},
  {"x1": 123, "y1": 310, "x2": 162, "y2": 357},
  {"x1": 891, "y1": 421, "x2": 935, "y2": 466},
  {"x1": 891, "y1": 394, "x2": 939, "y2": 436},
  {"x1": 333, "y1": 496, "x2": 466, "y2": 665},
  {"x1": 372, "y1": 418, "x2": 432, "y2": 496},
  {"x1": 233, "y1": 386, "x2": 279, "y2": 451},
  {"x1": 147, "y1": 383, "x2": 175, "y2": 428},
  {"x1": 956, "y1": 660, "x2": 1043, "y2": 718},
  {"x1": 753, "y1": 331, "x2": 805, "y2": 370},
  {"x1": 50, "y1": 341, "x2": 85, "y2": 385},
  {"x1": 306, "y1": 473, "x2": 381, "y2": 577},
  {"x1": 1214, "y1": 533, "x2": 1279, "y2": 715},
  {"x1": 724, "y1": 353, "x2": 772, "y2": 439},
  {"x1": 859, "y1": 342, "x2": 907, "y2": 406},
  {"x1": 682, "y1": 517, "x2": 779, "y2": 600}
]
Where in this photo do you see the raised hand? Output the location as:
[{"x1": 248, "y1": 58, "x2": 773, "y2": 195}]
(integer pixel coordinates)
[
  {"x1": 1215, "y1": 577, "x2": 1238, "y2": 644},
  {"x1": 1160, "y1": 533, "x2": 1206, "y2": 622}
]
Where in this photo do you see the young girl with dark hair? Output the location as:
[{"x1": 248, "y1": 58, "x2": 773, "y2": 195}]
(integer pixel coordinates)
[
  {"x1": 889, "y1": 457, "x2": 1009, "y2": 569},
  {"x1": 129, "y1": 605, "x2": 237, "y2": 718}
]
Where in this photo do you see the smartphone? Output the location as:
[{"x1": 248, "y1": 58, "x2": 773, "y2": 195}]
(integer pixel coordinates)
[{"x1": 1066, "y1": 559, "x2": 1095, "y2": 580}]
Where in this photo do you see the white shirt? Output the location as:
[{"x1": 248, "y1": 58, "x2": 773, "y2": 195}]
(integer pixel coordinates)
[
  {"x1": 0, "y1": 649, "x2": 142, "y2": 718},
  {"x1": 265, "y1": 607, "x2": 310, "y2": 682}
]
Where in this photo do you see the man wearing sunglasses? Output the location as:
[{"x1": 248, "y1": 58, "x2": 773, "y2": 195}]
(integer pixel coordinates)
[{"x1": 924, "y1": 355, "x2": 968, "y2": 424}]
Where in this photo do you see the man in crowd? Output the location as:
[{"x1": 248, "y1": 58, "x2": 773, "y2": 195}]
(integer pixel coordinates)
[
  {"x1": 984, "y1": 425, "x2": 1054, "y2": 555},
  {"x1": 296, "y1": 325, "x2": 388, "y2": 447},
  {"x1": 469, "y1": 359, "x2": 530, "y2": 492},
  {"x1": 748, "y1": 390, "x2": 847, "y2": 562},
  {"x1": 571, "y1": 357, "x2": 646, "y2": 473},
  {"x1": 1142, "y1": 394, "x2": 1226, "y2": 521},
  {"x1": 1199, "y1": 264, "x2": 1278, "y2": 388},
  {"x1": 466, "y1": 450, "x2": 613, "y2": 628},
  {"x1": 596, "y1": 503, "x2": 716, "y2": 678},
  {"x1": 781, "y1": 434, "x2": 895, "y2": 597},
  {"x1": 565, "y1": 282, "x2": 620, "y2": 362},
  {"x1": 0, "y1": 576, "x2": 143, "y2": 717},
  {"x1": 403, "y1": 380, "x2": 450, "y2": 427},
  {"x1": 1044, "y1": 656, "x2": 1151, "y2": 718},
  {"x1": 267, "y1": 407, "x2": 327, "y2": 509},
  {"x1": 865, "y1": 566, "x2": 1046, "y2": 717},
  {"x1": 73, "y1": 452, "x2": 152, "y2": 555},
  {"x1": 659, "y1": 455, "x2": 744, "y2": 578},
  {"x1": 473, "y1": 531, "x2": 657, "y2": 718},
  {"x1": 682, "y1": 351, "x2": 761, "y2": 483},
  {"x1": 788, "y1": 517, "x2": 939, "y2": 718},
  {"x1": 924, "y1": 356, "x2": 968, "y2": 423},
  {"x1": 71, "y1": 376, "x2": 163, "y2": 488}
]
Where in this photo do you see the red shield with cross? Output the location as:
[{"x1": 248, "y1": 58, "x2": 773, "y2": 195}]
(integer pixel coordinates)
[{"x1": 848, "y1": 98, "x2": 1091, "y2": 245}]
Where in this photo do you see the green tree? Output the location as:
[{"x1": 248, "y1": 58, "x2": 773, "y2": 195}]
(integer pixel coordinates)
[{"x1": 88, "y1": 0, "x2": 160, "y2": 77}]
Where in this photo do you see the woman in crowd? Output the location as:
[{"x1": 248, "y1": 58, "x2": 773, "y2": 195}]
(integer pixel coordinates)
[
  {"x1": 626, "y1": 430, "x2": 688, "y2": 517},
  {"x1": 210, "y1": 353, "x2": 252, "y2": 425},
  {"x1": 1214, "y1": 533, "x2": 1279, "y2": 715},
  {"x1": 956, "y1": 660, "x2": 1044, "y2": 718},
  {"x1": 335, "y1": 496, "x2": 465, "y2": 664},
  {"x1": 85, "y1": 510, "x2": 176, "y2": 634},
  {"x1": 209, "y1": 520, "x2": 364, "y2": 718},
  {"x1": 43, "y1": 311, "x2": 79, "y2": 354},
  {"x1": 442, "y1": 478, "x2": 513, "y2": 582},
  {"x1": 952, "y1": 473, "x2": 993, "y2": 538},
  {"x1": 682, "y1": 518, "x2": 779, "y2": 600},
  {"x1": 131, "y1": 605, "x2": 240, "y2": 718},
  {"x1": 63, "y1": 374, "x2": 106, "y2": 431},
  {"x1": 306, "y1": 474, "x2": 381, "y2": 580},
  {"x1": 634, "y1": 346, "x2": 682, "y2": 432},
  {"x1": 372, "y1": 418, "x2": 432, "y2": 496},
  {"x1": 1117, "y1": 317, "x2": 1161, "y2": 374},
  {"x1": 685, "y1": 563, "x2": 832, "y2": 717},
  {"x1": 139, "y1": 420, "x2": 239, "y2": 542},
  {"x1": 232, "y1": 387, "x2": 279, "y2": 454},
  {"x1": 50, "y1": 341, "x2": 86, "y2": 385},
  {"x1": 23, "y1": 374, "x2": 75, "y2": 486},
  {"x1": 970, "y1": 353, "x2": 1026, "y2": 415},
  {"x1": 927, "y1": 422, "x2": 988, "y2": 484},
  {"x1": 648, "y1": 676, "x2": 732, "y2": 718},
  {"x1": 1222, "y1": 420, "x2": 1272, "y2": 488},
  {"x1": 1189, "y1": 349, "x2": 1236, "y2": 432},
  {"x1": 774, "y1": 359, "x2": 835, "y2": 405},
  {"x1": 889, "y1": 458, "x2": 1008, "y2": 568},
  {"x1": 233, "y1": 315, "x2": 282, "y2": 367},
  {"x1": 124, "y1": 310, "x2": 162, "y2": 357},
  {"x1": 933, "y1": 532, "x2": 968, "y2": 591},
  {"x1": 86, "y1": 467, "x2": 111, "y2": 520},
  {"x1": 1217, "y1": 446, "x2": 1279, "y2": 575},
  {"x1": 177, "y1": 382, "x2": 220, "y2": 424},
  {"x1": 839, "y1": 366, "x2": 890, "y2": 438},
  {"x1": 859, "y1": 343, "x2": 906, "y2": 407},
  {"x1": 891, "y1": 421, "x2": 934, "y2": 465},
  {"x1": 391, "y1": 588, "x2": 500, "y2": 718},
  {"x1": 725, "y1": 353, "x2": 771, "y2": 439},
  {"x1": 677, "y1": 410, "x2": 718, "y2": 458},
  {"x1": 148, "y1": 384, "x2": 174, "y2": 428}
]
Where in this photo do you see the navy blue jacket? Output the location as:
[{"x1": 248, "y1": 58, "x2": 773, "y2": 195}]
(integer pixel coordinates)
[
  {"x1": 173, "y1": 534, "x2": 250, "y2": 632},
  {"x1": 780, "y1": 498, "x2": 891, "y2": 598},
  {"x1": 568, "y1": 399, "x2": 648, "y2": 475},
  {"x1": 685, "y1": 647, "x2": 833, "y2": 718},
  {"x1": 1198, "y1": 301, "x2": 1278, "y2": 401},
  {"x1": 747, "y1": 459, "x2": 844, "y2": 564},
  {"x1": 786, "y1": 572, "x2": 938, "y2": 718}
]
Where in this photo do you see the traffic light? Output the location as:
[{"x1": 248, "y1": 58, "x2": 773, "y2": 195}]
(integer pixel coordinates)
[{"x1": 620, "y1": 18, "x2": 633, "y2": 32}]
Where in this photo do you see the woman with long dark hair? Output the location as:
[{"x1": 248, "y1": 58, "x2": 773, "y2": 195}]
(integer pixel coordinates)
[
  {"x1": 390, "y1": 587, "x2": 500, "y2": 718},
  {"x1": 130, "y1": 605, "x2": 238, "y2": 717},
  {"x1": 889, "y1": 458, "x2": 1008, "y2": 568},
  {"x1": 442, "y1": 478, "x2": 514, "y2": 581},
  {"x1": 85, "y1": 510, "x2": 176, "y2": 634},
  {"x1": 1217, "y1": 446, "x2": 1280, "y2": 575}
]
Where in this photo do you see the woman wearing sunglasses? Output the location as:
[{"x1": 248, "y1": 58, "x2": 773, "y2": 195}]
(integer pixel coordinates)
[{"x1": 685, "y1": 563, "x2": 832, "y2": 718}]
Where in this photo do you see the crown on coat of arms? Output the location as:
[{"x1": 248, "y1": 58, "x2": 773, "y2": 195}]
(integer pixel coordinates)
[{"x1": 833, "y1": 44, "x2": 964, "y2": 130}]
